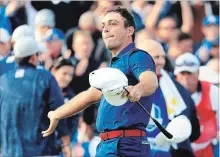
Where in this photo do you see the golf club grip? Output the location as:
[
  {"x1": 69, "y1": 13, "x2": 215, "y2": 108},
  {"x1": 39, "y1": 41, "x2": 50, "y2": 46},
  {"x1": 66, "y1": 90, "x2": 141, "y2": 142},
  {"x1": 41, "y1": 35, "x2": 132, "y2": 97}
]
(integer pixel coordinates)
[{"x1": 152, "y1": 117, "x2": 173, "y2": 139}]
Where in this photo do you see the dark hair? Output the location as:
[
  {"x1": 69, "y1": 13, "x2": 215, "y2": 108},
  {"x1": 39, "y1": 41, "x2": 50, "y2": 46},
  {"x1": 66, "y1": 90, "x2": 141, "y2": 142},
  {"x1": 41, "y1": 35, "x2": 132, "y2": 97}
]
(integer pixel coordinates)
[
  {"x1": 106, "y1": 6, "x2": 136, "y2": 41},
  {"x1": 177, "y1": 32, "x2": 192, "y2": 42},
  {"x1": 50, "y1": 57, "x2": 75, "y2": 70},
  {"x1": 15, "y1": 56, "x2": 32, "y2": 65},
  {"x1": 156, "y1": 15, "x2": 179, "y2": 28}
]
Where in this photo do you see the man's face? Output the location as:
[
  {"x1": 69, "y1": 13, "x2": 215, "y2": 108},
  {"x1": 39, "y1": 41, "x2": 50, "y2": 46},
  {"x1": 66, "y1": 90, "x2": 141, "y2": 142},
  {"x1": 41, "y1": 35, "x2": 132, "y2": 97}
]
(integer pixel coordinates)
[
  {"x1": 202, "y1": 24, "x2": 219, "y2": 42},
  {"x1": 46, "y1": 40, "x2": 62, "y2": 58},
  {"x1": 73, "y1": 35, "x2": 94, "y2": 59},
  {"x1": 101, "y1": 12, "x2": 128, "y2": 51},
  {"x1": 176, "y1": 71, "x2": 199, "y2": 92},
  {"x1": 53, "y1": 65, "x2": 74, "y2": 89},
  {"x1": 157, "y1": 18, "x2": 178, "y2": 43},
  {"x1": 150, "y1": 49, "x2": 166, "y2": 75},
  {"x1": 178, "y1": 39, "x2": 193, "y2": 53}
]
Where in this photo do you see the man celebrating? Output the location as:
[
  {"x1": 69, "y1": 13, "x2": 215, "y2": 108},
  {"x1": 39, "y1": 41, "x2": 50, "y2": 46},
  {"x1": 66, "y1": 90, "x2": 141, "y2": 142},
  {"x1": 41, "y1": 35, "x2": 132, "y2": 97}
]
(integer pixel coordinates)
[{"x1": 42, "y1": 6, "x2": 158, "y2": 157}]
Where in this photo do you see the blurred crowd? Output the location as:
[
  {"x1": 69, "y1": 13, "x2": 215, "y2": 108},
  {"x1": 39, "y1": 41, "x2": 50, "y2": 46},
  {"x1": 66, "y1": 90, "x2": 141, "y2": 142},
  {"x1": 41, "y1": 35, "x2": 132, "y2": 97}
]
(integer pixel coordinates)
[{"x1": 0, "y1": 0, "x2": 219, "y2": 157}]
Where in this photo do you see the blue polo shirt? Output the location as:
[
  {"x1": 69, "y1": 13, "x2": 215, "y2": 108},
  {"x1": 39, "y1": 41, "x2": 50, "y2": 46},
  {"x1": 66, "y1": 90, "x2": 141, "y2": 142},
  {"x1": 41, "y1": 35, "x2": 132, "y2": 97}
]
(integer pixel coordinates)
[
  {"x1": 96, "y1": 43, "x2": 156, "y2": 132},
  {"x1": 0, "y1": 64, "x2": 69, "y2": 156}
]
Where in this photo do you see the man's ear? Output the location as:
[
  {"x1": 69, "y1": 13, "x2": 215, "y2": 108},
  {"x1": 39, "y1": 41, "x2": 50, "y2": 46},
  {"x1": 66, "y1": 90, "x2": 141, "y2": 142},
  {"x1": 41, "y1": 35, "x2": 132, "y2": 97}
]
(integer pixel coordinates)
[{"x1": 127, "y1": 26, "x2": 135, "y2": 37}]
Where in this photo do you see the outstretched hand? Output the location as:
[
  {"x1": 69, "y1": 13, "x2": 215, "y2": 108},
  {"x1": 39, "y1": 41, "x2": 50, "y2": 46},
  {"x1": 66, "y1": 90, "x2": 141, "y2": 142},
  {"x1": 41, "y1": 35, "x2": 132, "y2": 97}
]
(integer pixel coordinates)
[{"x1": 42, "y1": 111, "x2": 59, "y2": 137}]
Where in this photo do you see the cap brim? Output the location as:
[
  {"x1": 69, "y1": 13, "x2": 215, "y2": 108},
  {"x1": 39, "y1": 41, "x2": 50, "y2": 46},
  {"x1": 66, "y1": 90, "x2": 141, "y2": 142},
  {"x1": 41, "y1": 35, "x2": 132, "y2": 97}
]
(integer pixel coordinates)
[
  {"x1": 103, "y1": 91, "x2": 128, "y2": 106},
  {"x1": 174, "y1": 66, "x2": 199, "y2": 75}
]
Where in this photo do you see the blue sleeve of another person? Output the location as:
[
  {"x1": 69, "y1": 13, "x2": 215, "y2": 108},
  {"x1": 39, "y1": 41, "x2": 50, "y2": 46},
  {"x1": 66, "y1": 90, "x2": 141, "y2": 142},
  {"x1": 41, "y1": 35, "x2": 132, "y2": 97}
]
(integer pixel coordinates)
[
  {"x1": 129, "y1": 51, "x2": 156, "y2": 81},
  {"x1": 48, "y1": 75, "x2": 69, "y2": 138}
]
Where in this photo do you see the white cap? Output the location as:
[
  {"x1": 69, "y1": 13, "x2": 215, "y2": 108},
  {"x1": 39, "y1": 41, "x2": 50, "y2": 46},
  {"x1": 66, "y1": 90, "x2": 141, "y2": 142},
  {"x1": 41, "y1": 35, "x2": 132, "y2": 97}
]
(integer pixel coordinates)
[
  {"x1": 35, "y1": 9, "x2": 55, "y2": 27},
  {"x1": 174, "y1": 53, "x2": 200, "y2": 75},
  {"x1": 89, "y1": 68, "x2": 128, "y2": 106},
  {"x1": 0, "y1": 28, "x2": 10, "y2": 43},
  {"x1": 14, "y1": 36, "x2": 39, "y2": 58},
  {"x1": 11, "y1": 25, "x2": 34, "y2": 43},
  {"x1": 166, "y1": 115, "x2": 192, "y2": 143}
]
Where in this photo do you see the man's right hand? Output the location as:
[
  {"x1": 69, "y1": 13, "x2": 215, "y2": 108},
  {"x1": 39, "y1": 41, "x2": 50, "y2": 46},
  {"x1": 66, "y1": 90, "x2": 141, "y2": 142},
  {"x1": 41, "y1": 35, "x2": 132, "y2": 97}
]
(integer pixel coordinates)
[{"x1": 42, "y1": 111, "x2": 59, "y2": 137}]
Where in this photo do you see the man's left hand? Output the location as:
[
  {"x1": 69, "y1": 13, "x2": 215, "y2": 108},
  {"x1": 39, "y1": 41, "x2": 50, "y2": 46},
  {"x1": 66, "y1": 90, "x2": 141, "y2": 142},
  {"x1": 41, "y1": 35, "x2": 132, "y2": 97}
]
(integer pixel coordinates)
[{"x1": 121, "y1": 86, "x2": 143, "y2": 102}]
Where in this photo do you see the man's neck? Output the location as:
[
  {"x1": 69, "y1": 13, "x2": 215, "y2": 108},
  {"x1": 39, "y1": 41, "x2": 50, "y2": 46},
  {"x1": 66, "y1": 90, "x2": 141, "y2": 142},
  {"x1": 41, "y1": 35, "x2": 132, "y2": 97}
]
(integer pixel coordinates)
[
  {"x1": 111, "y1": 41, "x2": 133, "y2": 57},
  {"x1": 190, "y1": 82, "x2": 199, "y2": 94}
]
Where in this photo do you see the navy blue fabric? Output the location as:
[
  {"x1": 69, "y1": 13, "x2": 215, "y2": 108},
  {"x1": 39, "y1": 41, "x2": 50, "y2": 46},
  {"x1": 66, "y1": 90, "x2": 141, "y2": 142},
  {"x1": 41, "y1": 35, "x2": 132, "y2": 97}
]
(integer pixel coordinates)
[
  {"x1": 147, "y1": 87, "x2": 172, "y2": 157},
  {"x1": 170, "y1": 80, "x2": 198, "y2": 157},
  {"x1": 0, "y1": 53, "x2": 16, "y2": 77},
  {"x1": 96, "y1": 136, "x2": 151, "y2": 157},
  {"x1": 96, "y1": 43, "x2": 155, "y2": 157},
  {"x1": 96, "y1": 43, "x2": 156, "y2": 132},
  {"x1": 0, "y1": 64, "x2": 69, "y2": 156},
  {"x1": 62, "y1": 87, "x2": 79, "y2": 140}
]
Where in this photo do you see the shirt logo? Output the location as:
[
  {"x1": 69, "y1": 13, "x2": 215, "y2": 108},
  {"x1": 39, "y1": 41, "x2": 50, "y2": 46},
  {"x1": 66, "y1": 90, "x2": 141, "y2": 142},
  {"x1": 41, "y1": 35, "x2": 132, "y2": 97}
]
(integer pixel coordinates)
[
  {"x1": 15, "y1": 69, "x2": 25, "y2": 78},
  {"x1": 146, "y1": 104, "x2": 163, "y2": 132}
]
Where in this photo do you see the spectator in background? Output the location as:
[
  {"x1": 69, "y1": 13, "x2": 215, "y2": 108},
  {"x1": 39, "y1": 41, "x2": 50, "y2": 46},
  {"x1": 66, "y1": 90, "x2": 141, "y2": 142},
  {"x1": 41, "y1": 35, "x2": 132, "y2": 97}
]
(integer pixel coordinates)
[
  {"x1": 0, "y1": 28, "x2": 11, "y2": 60},
  {"x1": 174, "y1": 53, "x2": 219, "y2": 157},
  {"x1": 92, "y1": 0, "x2": 122, "y2": 31},
  {"x1": 11, "y1": 24, "x2": 34, "y2": 45},
  {"x1": 69, "y1": 30, "x2": 101, "y2": 127},
  {"x1": 40, "y1": 28, "x2": 67, "y2": 69},
  {"x1": 51, "y1": 58, "x2": 80, "y2": 154},
  {"x1": 145, "y1": 1, "x2": 193, "y2": 53},
  {"x1": 196, "y1": 15, "x2": 219, "y2": 65},
  {"x1": 34, "y1": 9, "x2": 55, "y2": 42},
  {"x1": 5, "y1": 0, "x2": 37, "y2": 31},
  {"x1": 71, "y1": 116, "x2": 101, "y2": 157},
  {"x1": 131, "y1": 0, "x2": 153, "y2": 32},
  {"x1": 137, "y1": 39, "x2": 199, "y2": 157},
  {"x1": 70, "y1": 30, "x2": 101, "y2": 94},
  {"x1": 51, "y1": 58, "x2": 79, "y2": 139},
  {"x1": 31, "y1": 1, "x2": 93, "y2": 33},
  {"x1": 168, "y1": 31, "x2": 194, "y2": 62},
  {"x1": 65, "y1": 10, "x2": 110, "y2": 64},
  {"x1": 0, "y1": 36, "x2": 71, "y2": 157},
  {"x1": 0, "y1": 25, "x2": 35, "y2": 77}
]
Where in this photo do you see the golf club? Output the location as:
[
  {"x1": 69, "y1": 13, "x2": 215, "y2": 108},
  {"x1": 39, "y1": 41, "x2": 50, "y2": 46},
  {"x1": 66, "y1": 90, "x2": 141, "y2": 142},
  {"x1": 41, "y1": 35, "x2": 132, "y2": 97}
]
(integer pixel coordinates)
[{"x1": 123, "y1": 87, "x2": 173, "y2": 139}]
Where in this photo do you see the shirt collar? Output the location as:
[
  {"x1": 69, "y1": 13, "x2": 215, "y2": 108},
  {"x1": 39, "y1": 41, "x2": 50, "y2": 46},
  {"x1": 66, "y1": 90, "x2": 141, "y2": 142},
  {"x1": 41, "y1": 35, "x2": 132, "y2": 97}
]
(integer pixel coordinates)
[{"x1": 116, "y1": 43, "x2": 136, "y2": 58}]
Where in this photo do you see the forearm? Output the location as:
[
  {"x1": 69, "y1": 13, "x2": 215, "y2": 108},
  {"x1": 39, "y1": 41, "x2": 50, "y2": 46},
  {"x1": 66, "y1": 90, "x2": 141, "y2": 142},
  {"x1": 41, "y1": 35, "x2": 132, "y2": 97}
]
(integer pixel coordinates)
[
  {"x1": 180, "y1": 1, "x2": 194, "y2": 33},
  {"x1": 145, "y1": 1, "x2": 165, "y2": 31},
  {"x1": 135, "y1": 71, "x2": 158, "y2": 96},
  {"x1": 54, "y1": 88, "x2": 101, "y2": 120}
]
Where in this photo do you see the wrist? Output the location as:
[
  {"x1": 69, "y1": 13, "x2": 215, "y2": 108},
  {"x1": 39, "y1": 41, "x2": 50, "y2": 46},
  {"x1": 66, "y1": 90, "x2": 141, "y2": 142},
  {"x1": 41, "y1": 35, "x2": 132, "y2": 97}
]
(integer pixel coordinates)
[
  {"x1": 134, "y1": 84, "x2": 145, "y2": 96},
  {"x1": 52, "y1": 111, "x2": 61, "y2": 120}
]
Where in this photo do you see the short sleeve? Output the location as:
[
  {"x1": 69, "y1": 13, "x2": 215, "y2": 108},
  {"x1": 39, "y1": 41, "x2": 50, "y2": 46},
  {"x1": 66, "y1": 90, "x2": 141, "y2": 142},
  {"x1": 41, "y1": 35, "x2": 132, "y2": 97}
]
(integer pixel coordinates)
[{"x1": 129, "y1": 51, "x2": 156, "y2": 80}]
